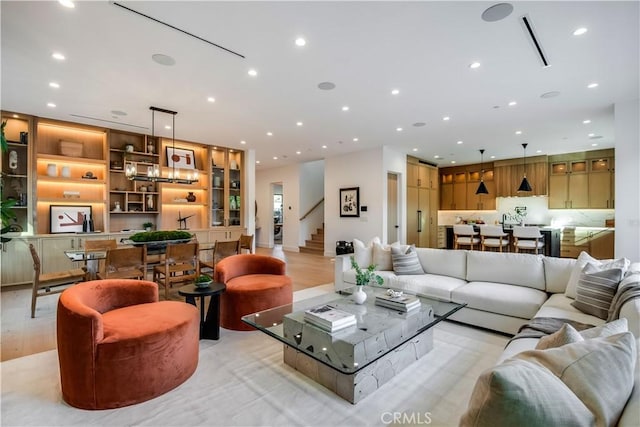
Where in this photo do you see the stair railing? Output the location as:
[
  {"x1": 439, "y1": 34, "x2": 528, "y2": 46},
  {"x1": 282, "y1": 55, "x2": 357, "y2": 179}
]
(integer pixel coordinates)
[{"x1": 300, "y1": 198, "x2": 324, "y2": 221}]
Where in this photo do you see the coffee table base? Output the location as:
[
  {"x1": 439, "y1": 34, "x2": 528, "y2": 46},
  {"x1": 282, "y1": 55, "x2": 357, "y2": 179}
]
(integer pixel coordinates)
[{"x1": 283, "y1": 328, "x2": 433, "y2": 404}]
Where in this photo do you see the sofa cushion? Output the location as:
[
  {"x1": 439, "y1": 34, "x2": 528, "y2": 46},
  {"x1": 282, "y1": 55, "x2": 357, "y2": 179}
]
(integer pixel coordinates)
[
  {"x1": 466, "y1": 251, "x2": 546, "y2": 291},
  {"x1": 536, "y1": 293, "x2": 605, "y2": 327},
  {"x1": 462, "y1": 332, "x2": 637, "y2": 427},
  {"x1": 571, "y1": 263, "x2": 624, "y2": 319},
  {"x1": 565, "y1": 251, "x2": 630, "y2": 299},
  {"x1": 536, "y1": 323, "x2": 584, "y2": 350},
  {"x1": 415, "y1": 248, "x2": 467, "y2": 280},
  {"x1": 580, "y1": 318, "x2": 628, "y2": 339},
  {"x1": 452, "y1": 282, "x2": 547, "y2": 319},
  {"x1": 372, "y1": 241, "x2": 394, "y2": 271},
  {"x1": 390, "y1": 274, "x2": 467, "y2": 301},
  {"x1": 352, "y1": 237, "x2": 380, "y2": 268},
  {"x1": 543, "y1": 256, "x2": 576, "y2": 294},
  {"x1": 390, "y1": 245, "x2": 424, "y2": 275}
]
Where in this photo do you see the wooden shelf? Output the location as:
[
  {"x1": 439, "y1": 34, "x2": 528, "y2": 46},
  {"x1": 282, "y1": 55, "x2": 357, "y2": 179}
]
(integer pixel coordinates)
[
  {"x1": 110, "y1": 211, "x2": 159, "y2": 214},
  {"x1": 37, "y1": 176, "x2": 105, "y2": 184},
  {"x1": 38, "y1": 154, "x2": 106, "y2": 165},
  {"x1": 38, "y1": 198, "x2": 106, "y2": 204}
]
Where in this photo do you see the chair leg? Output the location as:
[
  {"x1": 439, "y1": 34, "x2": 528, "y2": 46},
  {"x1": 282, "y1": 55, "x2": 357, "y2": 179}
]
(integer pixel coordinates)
[{"x1": 31, "y1": 285, "x2": 38, "y2": 318}]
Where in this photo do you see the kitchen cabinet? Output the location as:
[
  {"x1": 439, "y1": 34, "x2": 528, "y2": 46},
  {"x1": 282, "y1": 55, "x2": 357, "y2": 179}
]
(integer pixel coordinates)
[
  {"x1": 440, "y1": 163, "x2": 496, "y2": 210},
  {"x1": 0, "y1": 237, "x2": 38, "y2": 286},
  {"x1": 588, "y1": 157, "x2": 614, "y2": 209},
  {"x1": 560, "y1": 227, "x2": 614, "y2": 259},
  {"x1": 466, "y1": 168, "x2": 496, "y2": 210},
  {"x1": 407, "y1": 158, "x2": 438, "y2": 247},
  {"x1": 494, "y1": 158, "x2": 547, "y2": 197},
  {"x1": 211, "y1": 147, "x2": 244, "y2": 229}
]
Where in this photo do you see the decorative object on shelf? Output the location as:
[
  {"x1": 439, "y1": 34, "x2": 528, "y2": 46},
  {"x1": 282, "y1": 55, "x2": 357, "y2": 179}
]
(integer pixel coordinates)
[
  {"x1": 213, "y1": 176, "x2": 221, "y2": 187},
  {"x1": 82, "y1": 213, "x2": 94, "y2": 232},
  {"x1": 142, "y1": 221, "x2": 153, "y2": 231},
  {"x1": 186, "y1": 192, "x2": 196, "y2": 202},
  {"x1": 8, "y1": 150, "x2": 17, "y2": 170},
  {"x1": 82, "y1": 171, "x2": 97, "y2": 180},
  {"x1": 125, "y1": 106, "x2": 198, "y2": 184},
  {"x1": 340, "y1": 187, "x2": 360, "y2": 217},
  {"x1": 59, "y1": 140, "x2": 83, "y2": 157},
  {"x1": 517, "y1": 143, "x2": 533, "y2": 192},
  {"x1": 125, "y1": 144, "x2": 134, "y2": 153},
  {"x1": 230, "y1": 159, "x2": 238, "y2": 170},
  {"x1": 350, "y1": 255, "x2": 384, "y2": 304},
  {"x1": 19, "y1": 131, "x2": 28, "y2": 144},
  {"x1": 110, "y1": 161, "x2": 123, "y2": 170},
  {"x1": 146, "y1": 194, "x2": 154, "y2": 210},
  {"x1": 229, "y1": 195, "x2": 237, "y2": 210},
  {"x1": 50, "y1": 205, "x2": 92, "y2": 233},
  {"x1": 195, "y1": 274, "x2": 213, "y2": 289},
  {"x1": 147, "y1": 141, "x2": 155, "y2": 154},
  {"x1": 476, "y1": 149, "x2": 489, "y2": 195},
  {"x1": 139, "y1": 185, "x2": 148, "y2": 192},
  {"x1": 177, "y1": 212, "x2": 195, "y2": 230},
  {"x1": 61, "y1": 166, "x2": 71, "y2": 178},
  {"x1": 113, "y1": 201, "x2": 122, "y2": 212},
  {"x1": 47, "y1": 163, "x2": 57, "y2": 177},
  {"x1": 63, "y1": 190, "x2": 80, "y2": 199},
  {"x1": 235, "y1": 195, "x2": 240, "y2": 209}
]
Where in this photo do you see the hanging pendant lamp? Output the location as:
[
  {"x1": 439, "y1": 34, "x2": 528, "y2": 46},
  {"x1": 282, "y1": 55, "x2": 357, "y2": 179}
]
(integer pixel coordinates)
[
  {"x1": 475, "y1": 149, "x2": 489, "y2": 195},
  {"x1": 517, "y1": 143, "x2": 532, "y2": 192}
]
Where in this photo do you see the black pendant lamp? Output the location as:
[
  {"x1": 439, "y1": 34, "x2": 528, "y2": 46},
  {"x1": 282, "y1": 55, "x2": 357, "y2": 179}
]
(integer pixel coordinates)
[
  {"x1": 476, "y1": 149, "x2": 489, "y2": 195},
  {"x1": 517, "y1": 143, "x2": 533, "y2": 192}
]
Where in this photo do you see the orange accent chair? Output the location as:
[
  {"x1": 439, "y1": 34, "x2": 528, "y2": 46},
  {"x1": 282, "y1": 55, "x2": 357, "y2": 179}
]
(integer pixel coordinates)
[
  {"x1": 214, "y1": 254, "x2": 293, "y2": 331},
  {"x1": 56, "y1": 279, "x2": 199, "y2": 410}
]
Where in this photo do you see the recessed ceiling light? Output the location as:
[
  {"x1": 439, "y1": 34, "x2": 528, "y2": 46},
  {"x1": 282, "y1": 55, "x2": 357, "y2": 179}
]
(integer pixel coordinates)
[
  {"x1": 322, "y1": 145, "x2": 327, "y2": 149},
  {"x1": 515, "y1": 130, "x2": 522, "y2": 135},
  {"x1": 296, "y1": 121, "x2": 303, "y2": 126},
  {"x1": 256, "y1": 160, "x2": 261, "y2": 164},
  {"x1": 469, "y1": 62, "x2": 481, "y2": 69},
  {"x1": 266, "y1": 132, "x2": 273, "y2": 136},
  {"x1": 318, "y1": 82, "x2": 336, "y2": 90},
  {"x1": 490, "y1": 155, "x2": 496, "y2": 159},
  {"x1": 240, "y1": 140, "x2": 246, "y2": 144},
  {"x1": 536, "y1": 150, "x2": 542, "y2": 153},
  {"x1": 295, "y1": 37, "x2": 306, "y2": 47},
  {"x1": 111, "y1": 110, "x2": 127, "y2": 116},
  {"x1": 573, "y1": 27, "x2": 588, "y2": 36},
  {"x1": 151, "y1": 53, "x2": 175, "y2": 66},
  {"x1": 443, "y1": 116, "x2": 450, "y2": 121},
  {"x1": 588, "y1": 133, "x2": 595, "y2": 137},
  {"x1": 451, "y1": 160, "x2": 456, "y2": 164},
  {"x1": 342, "y1": 106, "x2": 350, "y2": 111},
  {"x1": 508, "y1": 101, "x2": 517, "y2": 106},
  {"x1": 457, "y1": 140, "x2": 463, "y2": 144},
  {"x1": 591, "y1": 143, "x2": 598, "y2": 147},
  {"x1": 590, "y1": 135, "x2": 603, "y2": 140},
  {"x1": 296, "y1": 151, "x2": 301, "y2": 155},
  {"x1": 164, "y1": 125, "x2": 171, "y2": 130},
  {"x1": 412, "y1": 148, "x2": 418, "y2": 152},
  {"x1": 207, "y1": 97, "x2": 215, "y2": 103},
  {"x1": 587, "y1": 82, "x2": 599, "y2": 89},
  {"x1": 540, "y1": 91, "x2": 560, "y2": 99},
  {"x1": 273, "y1": 156, "x2": 278, "y2": 160},
  {"x1": 413, "y1": 122, "x2": 426, "y2": 127},
  {"x1": 391, "y1": 89, "x2": 400, "y2": 95},
  {"x1": 583, "y1": 119, "x2": 591, "y2": 124},
  {"x1": 58, "y1": 0, "x2": 75, "y2": 8},
  {"x1": 481, "y1": 3, "x2": 514, "y2": 22},
  {"x1": 49, "y1": 82, "x2": 60, "y2": 88},
  {"x1": 52, "y1": 52, "x2": 65, "y2": 61},
  {"x1": 396, "y1": 127, "x2": 403, "y2": 132},
  {"x1": 248, "y1": 69, "x2": 258, "y2": 77},
  {"x1": 12, "y1": 114, "x2": 19, "y2": 118},
  {"x1": 47, "y1": 102, "x2": 56, "y2": 108},
  {"x1": 434, "y1": 155, "x2": 440, "y2": 159},
  {"x1": 353, "y1": 137, "x2": 358, "y2": 142}
]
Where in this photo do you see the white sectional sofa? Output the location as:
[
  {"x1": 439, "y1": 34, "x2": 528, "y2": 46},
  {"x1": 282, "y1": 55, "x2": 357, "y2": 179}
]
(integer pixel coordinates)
[{"x1": 334, "y1": 247, "x2": 640, "y2": 426}]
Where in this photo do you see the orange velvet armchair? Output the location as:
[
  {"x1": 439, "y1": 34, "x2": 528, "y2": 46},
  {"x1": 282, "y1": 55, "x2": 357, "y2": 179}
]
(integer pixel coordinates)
[
  {"x1": 56, "y1": 279, "x2": 199, "y2": 410},
  {"x1": 214, "y1": 254, "x2": 293, "y2": 331}
]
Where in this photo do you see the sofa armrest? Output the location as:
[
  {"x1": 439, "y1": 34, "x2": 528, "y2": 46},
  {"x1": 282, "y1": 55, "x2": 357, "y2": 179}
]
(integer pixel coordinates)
[
  {"x1": 620, "y1": 298, "x2": 640, "y2": 338},
  {"x1": 334, "y1": 254, "x2": 352, "y2": 292}
]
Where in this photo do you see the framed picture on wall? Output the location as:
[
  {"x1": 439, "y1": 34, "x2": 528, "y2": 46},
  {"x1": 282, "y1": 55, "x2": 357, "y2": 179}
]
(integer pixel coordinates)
[
  {"x1": 166, "y1": 147, "x2": 196, "y2": 170},
  {"x1": 50, "y1": 205, "x2": 92, "y2": 233},
  {"x1": 339, "y1": 187, "x2": 360, "y2": 217}
]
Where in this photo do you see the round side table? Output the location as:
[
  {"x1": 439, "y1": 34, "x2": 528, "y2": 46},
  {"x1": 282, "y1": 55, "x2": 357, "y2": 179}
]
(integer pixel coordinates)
[{"x1": 178, "y1": 282, "x2": 226, "y2": 340}]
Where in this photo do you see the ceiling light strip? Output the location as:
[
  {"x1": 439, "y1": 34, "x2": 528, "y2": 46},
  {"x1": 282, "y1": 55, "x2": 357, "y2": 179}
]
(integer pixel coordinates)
[
  {"x1": 520, "y1": 15, "x2": 549, "y2": 67},
  {"x1": 112, "y1": 2, "x2": 245, "y2": 59}
]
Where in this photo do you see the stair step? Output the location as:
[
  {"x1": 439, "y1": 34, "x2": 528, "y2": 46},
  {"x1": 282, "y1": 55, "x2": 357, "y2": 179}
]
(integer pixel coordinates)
[
  {"x1": 310, "y1": 234, "x2": 323, "y2": 242},
  {"x1": 304, "y1": 240, "x2": 324, "y2": 249},
  {"x1": 299, "y1": 246, "x2": 324, "y2": 255},
  {"x1": 315, "y1": 228, "x2": 324, "y2": 235}
]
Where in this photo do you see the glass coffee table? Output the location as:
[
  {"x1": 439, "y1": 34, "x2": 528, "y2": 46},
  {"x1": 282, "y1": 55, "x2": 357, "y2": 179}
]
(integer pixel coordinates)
[{"x1": 242, "y1": 287, "x2": 466, "y2": 404}]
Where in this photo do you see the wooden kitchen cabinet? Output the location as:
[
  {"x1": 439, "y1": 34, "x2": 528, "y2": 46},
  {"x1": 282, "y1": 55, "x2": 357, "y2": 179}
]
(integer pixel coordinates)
[
  {"x1": 588, "y1": 157, "x2": 614, "y2": 209},
  {"x1": 0, "y1": 237, "x2": 38, "y2": 286},
  {"x1": 407, "y1": 157, "x2": 438, "y2": 247}
]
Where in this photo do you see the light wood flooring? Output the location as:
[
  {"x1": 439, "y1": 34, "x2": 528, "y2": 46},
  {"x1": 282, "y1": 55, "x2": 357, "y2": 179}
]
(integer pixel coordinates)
[{"x1": 0, "y1": 246, "x2": 335, "y2": 362}]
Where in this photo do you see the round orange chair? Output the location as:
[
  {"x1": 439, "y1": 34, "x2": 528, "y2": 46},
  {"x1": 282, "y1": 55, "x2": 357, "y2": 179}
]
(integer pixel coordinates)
[
  {"x1": 214, "y1": 254, "x2": 293, "y2": 331},
  {"x1": 57, "y1": 279, "x2": 199, "y2": 409}
]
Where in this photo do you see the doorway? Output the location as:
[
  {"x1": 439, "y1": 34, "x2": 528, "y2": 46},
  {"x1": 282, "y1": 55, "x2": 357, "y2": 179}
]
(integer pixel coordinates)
[
  {"x1": 387, "y1": 173, "x2": 399, "y2": 243},
  {"x1": 273, "y1": 185, "x2": 283, "y2": 245}
]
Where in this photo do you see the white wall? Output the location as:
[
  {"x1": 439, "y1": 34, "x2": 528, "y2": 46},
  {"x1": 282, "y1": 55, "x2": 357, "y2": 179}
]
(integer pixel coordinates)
[
  {"x1": 383, "y1": 146, "x2": 408, "y2": 244},
  {"x1": 243, "y1": 149, "x2": 256, "y2": 248},
  {"x1": 299, "y1": 160, "x2": 325, "y2": 245},
  {"x1": 614, "y1": 99, "x2": 640, "y2": 260},
  {"x1": 255, "y1": 164, "x2": 300, "y2": 252}
]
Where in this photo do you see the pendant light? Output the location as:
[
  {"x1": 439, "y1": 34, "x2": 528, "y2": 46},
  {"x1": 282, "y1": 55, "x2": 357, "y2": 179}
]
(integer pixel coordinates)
[
  {"x1": 125, "y1": 106, "x2": 199, "y2": 184},
  {"x1": 475, "y1": 149, "x2": 489, "y2": 195},
  {"x1": 517, "y1": 143, "x2": 532, "y2": 192}
]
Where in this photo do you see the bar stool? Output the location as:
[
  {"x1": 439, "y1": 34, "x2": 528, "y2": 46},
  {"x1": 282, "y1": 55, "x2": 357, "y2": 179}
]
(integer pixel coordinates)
[
  {"x1": 453, "y1": 224, "x2": 480, "y2": 250},
  {"x1": 480, "y1": 225, "x2": 510, "y2": 252},
  {"x1": 513, "y1": 226, "x2": 545, "y2": 254}
]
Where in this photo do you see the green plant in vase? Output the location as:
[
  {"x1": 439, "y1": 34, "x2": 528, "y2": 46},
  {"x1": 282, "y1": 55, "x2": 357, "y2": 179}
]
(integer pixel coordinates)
[
  {"x1": 1, "y1": 120, "x2": 19, "y2": 242},
  {"x1": 142, "y1": 222, "x2": 153, "y2": 231},
  {"x1": 195, "y1": 274, "x2": 212, "y2": 288},
  {"x1": 350, "y1": 256, "x2": 383, "y2": 304}
]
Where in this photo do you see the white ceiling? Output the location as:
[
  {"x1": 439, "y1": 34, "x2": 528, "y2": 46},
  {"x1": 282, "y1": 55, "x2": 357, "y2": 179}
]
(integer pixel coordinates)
[{"x1": 1, "y1": 1, "x2": 638, "y2": 169}]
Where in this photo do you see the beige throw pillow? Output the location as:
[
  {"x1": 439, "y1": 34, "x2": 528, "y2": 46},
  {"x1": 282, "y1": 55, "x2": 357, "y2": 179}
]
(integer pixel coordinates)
[
  {"x1": 372, "y1": 241, "x2": 394, "y2": 271},
  {"x1": 565, "y1": 251, "x2": 630, "y2": 299},
  {"x1": 571, "y1": 263, "x2": 623, "y2": 319},
  {"x1": 535, "y1": 323, "x2": 584, "y2": 350},
  {"x1": 580, "y1": 318, "x2": 628, "y2": 339}
]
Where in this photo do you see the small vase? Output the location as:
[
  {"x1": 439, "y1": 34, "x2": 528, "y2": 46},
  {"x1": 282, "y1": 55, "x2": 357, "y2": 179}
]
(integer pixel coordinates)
[
  {"x1": 353, "y1": 285, "x2": 367, "y2": 305},
  {"x1": 186, "y1": 192, "x2": 196, "y2": 202}
]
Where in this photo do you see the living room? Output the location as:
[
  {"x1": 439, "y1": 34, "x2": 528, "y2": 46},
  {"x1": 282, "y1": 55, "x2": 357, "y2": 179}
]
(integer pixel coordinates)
[{"x1": 1, "y1": 1, "x2": 639, "y2": 426}]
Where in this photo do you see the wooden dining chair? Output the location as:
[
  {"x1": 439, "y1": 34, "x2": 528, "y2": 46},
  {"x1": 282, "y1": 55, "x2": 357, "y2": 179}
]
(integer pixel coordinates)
[
  {"x1": 153, "y1": 242, "x2": 200, "y2": 300},
  {"x1": 239, "y1": 234, "x2": 254, "y2": 254},
  {"x1": 29, "y1": 243, "x2": 86, "y2": 318},
  {"x1": 97, "y1": 246, "x2": 146, "y2": 280},
  {"x1": 199, "y1": 240, "x2": 240, "y2": 273},
  {"x1": 84, "y1": 239, "x2": 117, "y2": 279},
  {"x1": 453, "y1": 224, "x2": 480, "y2": 250}
]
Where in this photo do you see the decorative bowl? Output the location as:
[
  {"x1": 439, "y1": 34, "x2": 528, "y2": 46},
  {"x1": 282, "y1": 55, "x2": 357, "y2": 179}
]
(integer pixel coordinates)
[{"x1": 195, "y1": 280, "x2": 212, "y2": 289}]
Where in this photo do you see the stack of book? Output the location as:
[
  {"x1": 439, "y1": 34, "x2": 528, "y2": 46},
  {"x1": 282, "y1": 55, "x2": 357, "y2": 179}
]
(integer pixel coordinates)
[
  {"x1": 375, "y1": 293, "x2": 421, "y2": 312},
  {"x1": 304, "y1": 304, "x2": 357, "y2": 332}
]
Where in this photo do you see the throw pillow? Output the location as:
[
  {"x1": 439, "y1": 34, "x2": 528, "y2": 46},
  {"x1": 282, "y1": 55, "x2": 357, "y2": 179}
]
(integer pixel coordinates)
[
  {"x1": 462, "y1": 332, "x2": 636, "y2": 427},
  {"x1": 565, "y1": 251, "x2": 630, "y2": 299},
  {"x1": 352, "y1": 237, "x2": 380, "y2": 268},
  {"x1": 580, "y1": 318, "x2": 628, "y2": 339},
  {"x1": 535, "y1": 323, "x2": 584, "y2": 350},
  {"x1": 571, "y1": 263, "x2": 623, "y2": 319},
  {"x1": 390, "y1": 245, "x2": 424, "y2": 275},
  {"x1": 372, "y1": 241, "x2": 394, "y2": 271}
]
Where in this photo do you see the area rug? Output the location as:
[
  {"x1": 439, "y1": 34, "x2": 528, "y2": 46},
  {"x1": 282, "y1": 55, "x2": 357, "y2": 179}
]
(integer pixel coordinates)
[{"x1": 0, "y1": 285, "x2": 507, "y2": 427}]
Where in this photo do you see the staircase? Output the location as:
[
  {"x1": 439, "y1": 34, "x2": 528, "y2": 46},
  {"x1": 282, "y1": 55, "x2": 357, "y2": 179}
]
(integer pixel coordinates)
[{"x1": 299, "y1": 226, "x2": 324, "y2": 255}]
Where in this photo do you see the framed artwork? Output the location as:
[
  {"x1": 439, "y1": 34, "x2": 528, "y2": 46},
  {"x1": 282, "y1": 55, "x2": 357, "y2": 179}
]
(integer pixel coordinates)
[
  {"x1": 339, "y1": 187, "x2": 360, "y2": 217},
  {"x1": 166, "y1": 147, "x2": 197, "y2": 170},
  {"x1": 50, "y1": 205, "x2": 92, "y2": 233}
]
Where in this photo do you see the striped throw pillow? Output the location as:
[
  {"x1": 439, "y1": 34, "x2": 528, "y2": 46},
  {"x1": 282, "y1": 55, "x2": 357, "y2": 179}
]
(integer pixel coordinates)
[
  {"x1": 571, "y1": 262, "x2": 623, "y2": 320},
  {"x1": 391, "y1": 245, "x2": 424, "y2": 275}
]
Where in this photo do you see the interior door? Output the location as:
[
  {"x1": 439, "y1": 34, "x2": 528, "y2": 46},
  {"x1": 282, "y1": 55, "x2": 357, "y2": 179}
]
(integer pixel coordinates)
[{"x1": 387, "y1": 173, "x2": 399, "y2": 243}]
